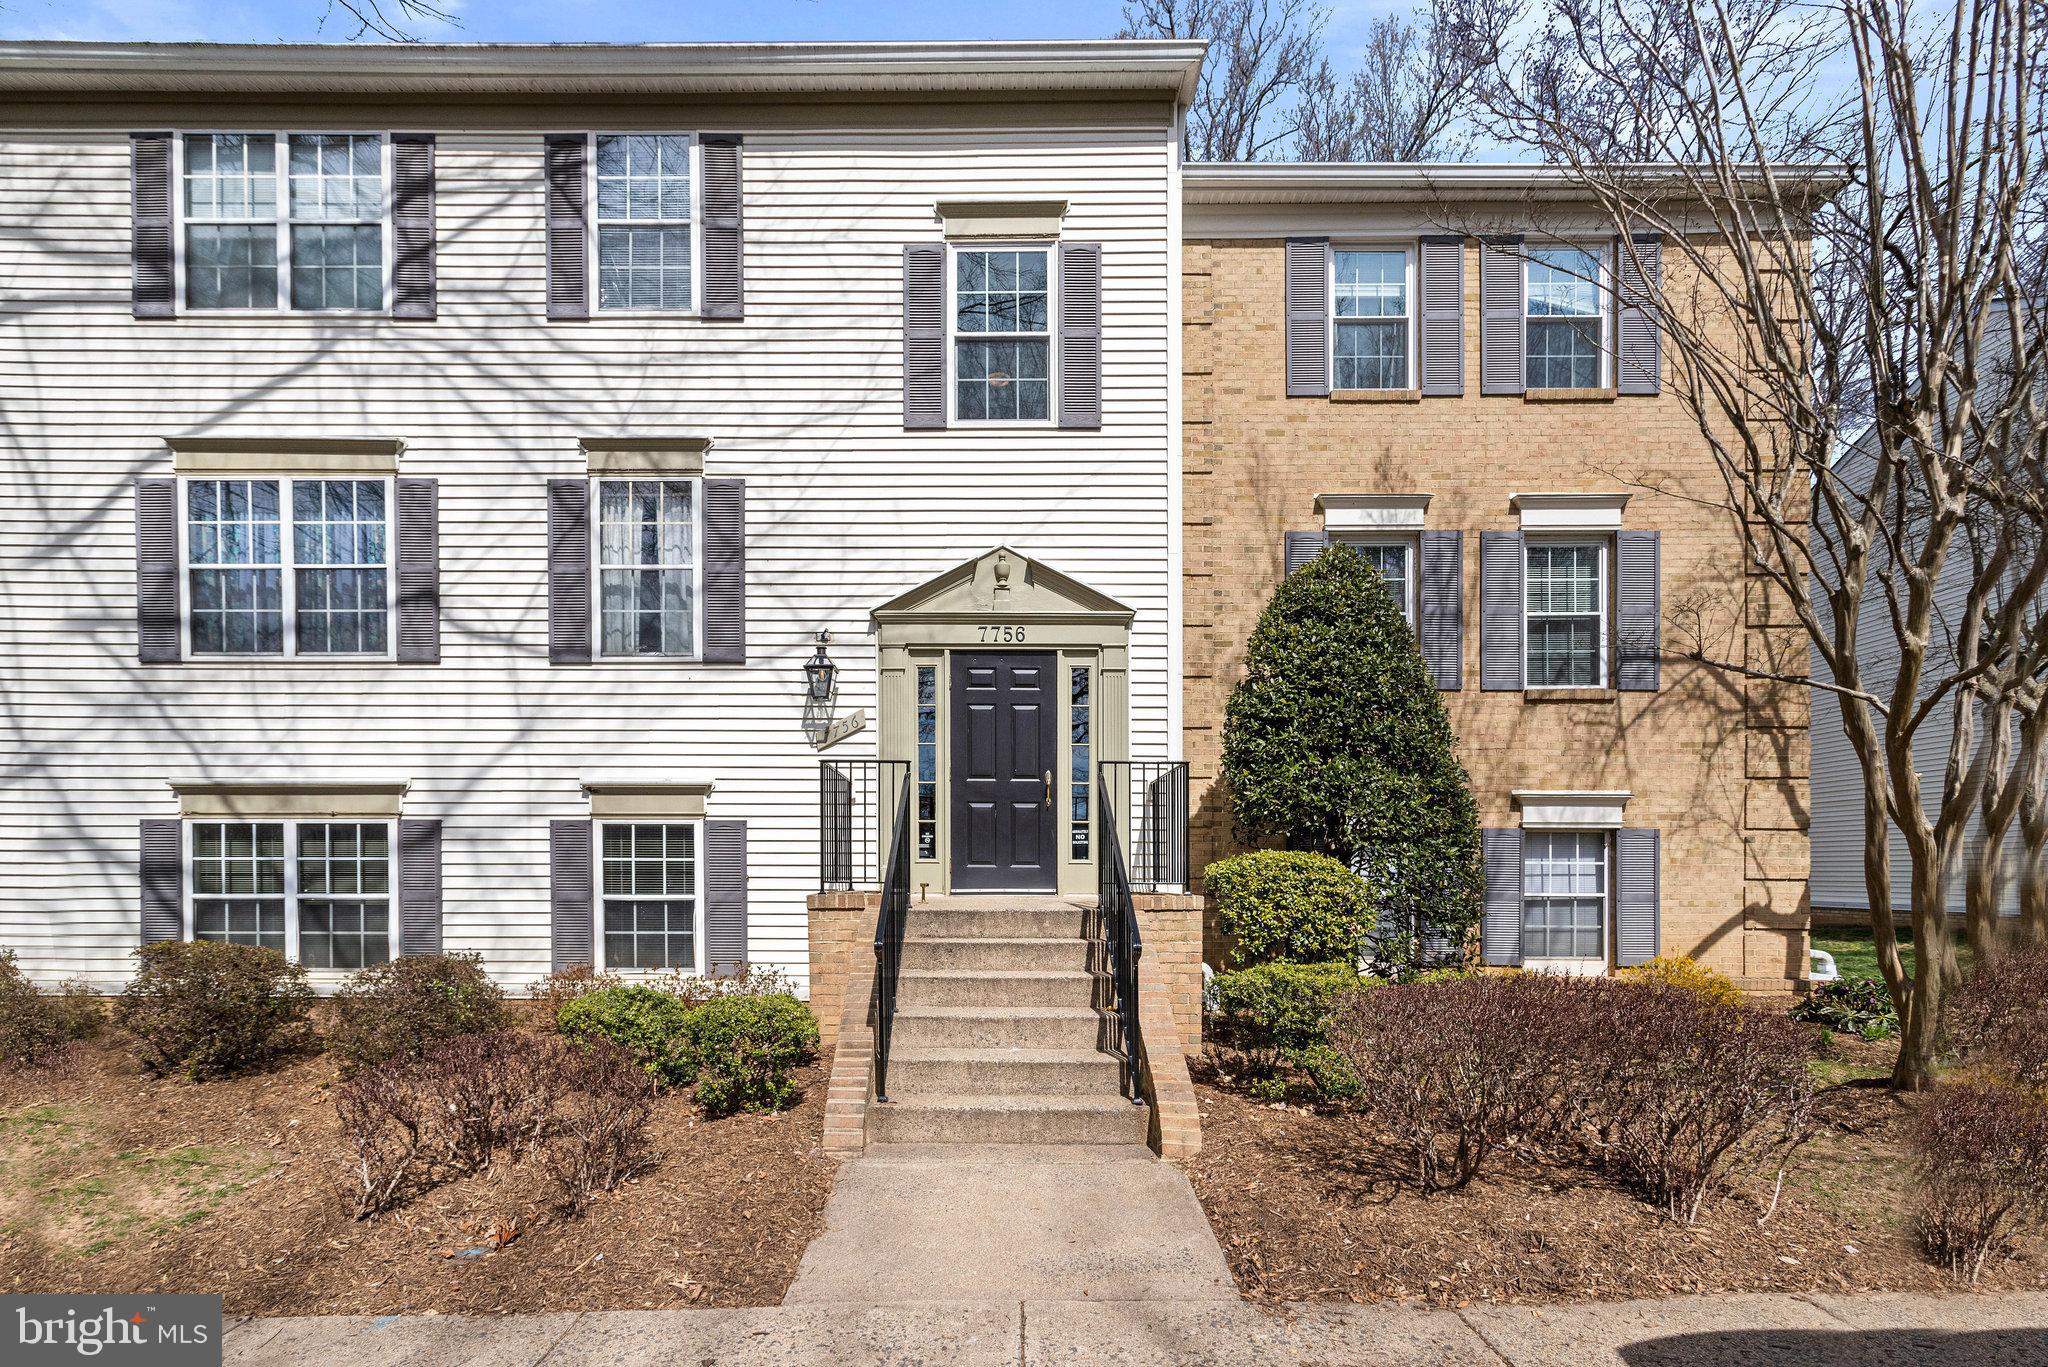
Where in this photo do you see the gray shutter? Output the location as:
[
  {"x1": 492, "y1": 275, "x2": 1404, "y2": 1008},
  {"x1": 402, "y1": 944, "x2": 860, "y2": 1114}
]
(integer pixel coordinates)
[
  {"x1": 705, "y1": 819, "x2": 749, "y2": 977},
  {"x1": 1418, "y1": 235, "x2": 1464, "y2": 396},
  {"x1": 1057, "y1": 241, "x2": 1103, "y2": 429},
  {"x1": 1615, "y1": 828, "x2": 1661, "y2": 966},
  {"x1": 547, "y1": 478, "x2": 591, "y2": 665},
  {"x1": 700, "y1": 134, "x2": 744, "y2": 319},
  {"x1": 544, "y1": 134, "x2": 589, "y2": 321},
  {"x1": 702, "y1": 478, "x2": 746, "y2": 664},
  {"x1": 1616, "y1": 233, "x2": 1662, "y2": 395},
  {"x1": 1284, "y1": 237, "x2": 1331, "y2": 397},
  {"x1": 135, "y1": 477, "x2": 180, "y2": 663},
  {"x1": 1616, "y1": 529, "x2": 1661, "y2": 691},
  {"x1": 140, "y1": 818, "x2": 182, "y2": 946},
  {"x1": 1283, "y1": 531, "x2": 1329, "y2": 576},
  {"x1": 903, "y1": 243, "x2": 946, "y2": 429},
  {"x1": 1479, "y1": 530, "x2": 1525, "y2": 691},
  {"x1": 1480, "y1": 827, "x2": 1524, "y2": 967},
  {"x1": 390, "y1": 133, "x2": 437, "y2": 320},
  {"x1": 550, "y1": 820, "x2": 594, "y2": 972},
  {"x1": 1480, "y1": 236, "x2": 1525, "y2": 395},
  {"x1": 1419, "y1": 529, "x2": 1463, "y2": 690},
  {"x1": 131, "y1": 133, "x2": 174, "y2": 319},
  {"x1": 395, "y1": 477, "x2": 439, "y2": 664},
  {"x1": 397, "y1": 818, "x2": 443, "y2": 956}
]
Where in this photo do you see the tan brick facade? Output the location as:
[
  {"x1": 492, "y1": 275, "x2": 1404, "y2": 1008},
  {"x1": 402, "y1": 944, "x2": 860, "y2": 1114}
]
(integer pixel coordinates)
[{"x1": 1182, "y1": 236, "x2": 1809, "y2": 990}]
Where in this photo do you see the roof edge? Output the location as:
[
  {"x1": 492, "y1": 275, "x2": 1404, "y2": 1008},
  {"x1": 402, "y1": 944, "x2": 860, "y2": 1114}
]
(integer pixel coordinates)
[{"x1": 1184, "y1": 161, "x2": 1853, "y2": 204}]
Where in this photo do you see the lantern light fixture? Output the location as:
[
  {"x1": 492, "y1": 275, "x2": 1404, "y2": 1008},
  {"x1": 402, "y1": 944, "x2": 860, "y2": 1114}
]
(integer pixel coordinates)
[{"x1": 803, "y1": 631, "x2": 836, "y2": 703}]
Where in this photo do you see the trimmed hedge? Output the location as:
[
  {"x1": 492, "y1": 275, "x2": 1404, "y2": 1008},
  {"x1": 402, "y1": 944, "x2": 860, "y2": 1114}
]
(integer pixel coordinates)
[
  {"x1": 1210, "y1": 960, "x2": 1369, "y2": 1100},
  {"x1": 115, "y1": 941, "x2": 314, "y2": 1080},
  {"x1": 684, "y1": 994, "x2": 820, "y2": 1117},
  {"x1": 1206, "y1": 849, "x2": 1375, "y2": 966},
  {"x1": 557, "y1": 985, "x2": 697, "y2": 1087}
]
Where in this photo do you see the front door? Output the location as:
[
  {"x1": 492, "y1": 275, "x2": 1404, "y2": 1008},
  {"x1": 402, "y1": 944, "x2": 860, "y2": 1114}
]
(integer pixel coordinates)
[{"x1": 950, "y1": 652, "x2": 1058, "y2": 892}]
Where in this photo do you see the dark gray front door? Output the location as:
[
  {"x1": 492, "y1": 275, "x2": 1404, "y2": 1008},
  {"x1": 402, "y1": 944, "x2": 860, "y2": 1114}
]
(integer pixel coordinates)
[{"x1": 951, "y1": 651, "x2": 1058, "y2": 892}]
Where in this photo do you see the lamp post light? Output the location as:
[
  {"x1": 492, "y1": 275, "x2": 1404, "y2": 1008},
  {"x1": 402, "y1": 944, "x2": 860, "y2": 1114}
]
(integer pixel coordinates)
[{"x1": 803, "y1": 631, "x2": 836, "y2": 705}]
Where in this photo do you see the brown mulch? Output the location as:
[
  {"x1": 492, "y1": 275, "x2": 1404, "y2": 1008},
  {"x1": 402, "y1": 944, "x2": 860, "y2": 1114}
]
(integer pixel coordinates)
[
  {"x1": 0, "y1": 1038, "x2": 837, "y2": 1315},
  {"x1": 1186, "y1": 1037, "x2": 2048, "y2": 1308}
]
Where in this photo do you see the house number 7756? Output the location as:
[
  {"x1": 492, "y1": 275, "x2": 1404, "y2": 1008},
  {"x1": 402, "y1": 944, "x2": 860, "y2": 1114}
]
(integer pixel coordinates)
[{"x1": 978, "y1": 625, "x2": 1027, "y2": 643}]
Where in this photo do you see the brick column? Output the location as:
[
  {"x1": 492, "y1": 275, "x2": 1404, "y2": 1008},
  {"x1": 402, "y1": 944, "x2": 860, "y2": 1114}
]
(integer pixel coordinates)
[
  {"x1": 810, "y1": 892, "x2": 879, "y2": 1155},
  {"x1": 1133, "y1": 892, "x2": 1206, "y2": 1056}
]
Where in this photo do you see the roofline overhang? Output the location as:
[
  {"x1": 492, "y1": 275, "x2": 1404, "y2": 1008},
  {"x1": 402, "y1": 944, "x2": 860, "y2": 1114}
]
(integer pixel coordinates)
[
  {"x1": 0, "y1": 40, "x2": 1209, "y2": 103},
  {"x1": 1182, "y1": 161, "x2": 1853, "y2": 206}
]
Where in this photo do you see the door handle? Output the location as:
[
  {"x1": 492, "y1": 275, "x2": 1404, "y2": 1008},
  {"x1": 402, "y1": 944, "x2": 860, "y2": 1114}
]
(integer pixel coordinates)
[{"x1": 1044, "y1": 770, "x2": 1054, "y2": 808}]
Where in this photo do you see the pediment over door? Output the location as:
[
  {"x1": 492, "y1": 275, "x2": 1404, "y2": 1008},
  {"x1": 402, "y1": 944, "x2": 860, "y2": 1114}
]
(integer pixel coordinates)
[{"x1": 870, "y1": 546, "x2": 1134, "y2": 629}]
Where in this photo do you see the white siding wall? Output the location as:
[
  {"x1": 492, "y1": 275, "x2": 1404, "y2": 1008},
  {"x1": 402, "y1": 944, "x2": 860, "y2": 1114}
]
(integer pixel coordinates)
[{"x1": 0, "y1": 104, "x2": 1180, "y2": 989}]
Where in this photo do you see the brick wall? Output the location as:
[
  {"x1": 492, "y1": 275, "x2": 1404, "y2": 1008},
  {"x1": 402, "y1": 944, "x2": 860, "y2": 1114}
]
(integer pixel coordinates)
[
  {"x1": 1133, "y1": 892, "x2": 1205, "y2": 1054},
  {"x1": 807, "y1": 890, "x2": 875, "y2": 1052},
  {"x1": 1183, "y1": 237, "x2": 1809, "y2": 990}
]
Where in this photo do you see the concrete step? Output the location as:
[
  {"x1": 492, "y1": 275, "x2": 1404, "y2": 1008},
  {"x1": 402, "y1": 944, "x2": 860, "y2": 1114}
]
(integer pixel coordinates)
[
  {"x1": 888, "y1": 1005, "x2": 1106, "y2": 1052},
  {"x1": 868, "y1": 1093, "x2": 1150, "y2": 1146},
  {"x1": 899, "y1": 935, "x2": 1089, "y2": 973},
  {"x1": 901, "y1": 904, "x2": 1090, "y2": 940},
  {"x1": 883, "y1": 1046, "x2": 1125, "y2": 1096},
  {"x1": 895, "y1": 968, "x2": 1097, "y2": 1009}
]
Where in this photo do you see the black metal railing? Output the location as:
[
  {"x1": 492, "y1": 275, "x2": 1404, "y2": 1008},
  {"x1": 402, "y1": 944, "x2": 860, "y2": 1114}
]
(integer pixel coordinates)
[
  {"x1": 1099, "y1": 760, "x2": 1190, "y2": 892},
  {"x1": 1096, "y1": 768, "x2": 1145, "y2": 1102},
  {"x1": 871, "y1": 766, "x2": 914, "y2": 1104},
  {"x1": 820, "y1": 759, "x2": 909, "y2": 891}
]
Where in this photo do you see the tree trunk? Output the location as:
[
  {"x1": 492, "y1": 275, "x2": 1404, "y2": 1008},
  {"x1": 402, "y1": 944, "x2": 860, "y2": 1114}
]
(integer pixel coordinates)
[{"x1": 1892, "y1": 855, "x2": 1954, "y2": 1091}]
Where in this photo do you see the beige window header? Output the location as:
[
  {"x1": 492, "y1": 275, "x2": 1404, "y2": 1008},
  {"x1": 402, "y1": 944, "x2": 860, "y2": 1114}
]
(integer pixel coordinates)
[
  {"x1": 937, "y1": 199, "x2": 1068, "y2": 241},
  {"x1": 580, "y1": 437, "x2": 714, "y2": 476},
  {"x1": 169, "y1": 778, "x2": 409, "y2": 820},
  {"x1": 168, "y1": 437, "x2": 404, "y2": 476}
]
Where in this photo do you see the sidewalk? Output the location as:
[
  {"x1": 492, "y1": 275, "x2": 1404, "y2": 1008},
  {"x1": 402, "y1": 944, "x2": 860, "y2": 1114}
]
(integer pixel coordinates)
[{"x1": 223, "y1": 1291, "x2": 2048, "y2": 1365}]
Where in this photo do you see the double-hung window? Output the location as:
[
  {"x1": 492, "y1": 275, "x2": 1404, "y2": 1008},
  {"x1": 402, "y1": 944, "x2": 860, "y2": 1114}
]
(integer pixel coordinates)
[
  {"x1": 1522, "y1": 830, "x2": 1608, "y2": 962},
  {"x1": 595, "y1": 478, "x2": 701, "y2": 658},
  {"x1": 599, "y1": 822, "x2": 702, "y2": 972},
  {"x1": 953, "y1": 247, "x2": 1052, "y2": 422},
  {"x1": 183, "y1": 477, "x2": 392, "y2": 657},
  {"x1": 180, "y1": 132, "x2": 388, "y2": 312},
  {"x1": 1337, "y1": 537, "x2": 1415, "y2": 623},
  {"x1": 1525, "y1": 246, "x2": 1606, "y2": 389},
  {"x1": 189, "y1": 819, "x2": 393, "y2": 968},
  {"x1": 1332, "y1": 249, "x2": 1411, "y2": 390},
  {"x1": 1525, "y1": 541, "x2": 1606, "y2": 687},
  {"x1": 593, "y1": 134, "x2": 697, "y2": 313}
]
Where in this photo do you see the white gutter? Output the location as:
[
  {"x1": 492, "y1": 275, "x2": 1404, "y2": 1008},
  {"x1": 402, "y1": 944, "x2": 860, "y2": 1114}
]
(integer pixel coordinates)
[{"x1": 1183, "y1": 161, "x2": 1853, "y2": 203}]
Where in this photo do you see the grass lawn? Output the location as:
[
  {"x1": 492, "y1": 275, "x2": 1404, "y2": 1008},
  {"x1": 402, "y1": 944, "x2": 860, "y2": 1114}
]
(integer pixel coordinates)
[{"x1": 1812, "y1": 923, "x2": 1975, "y2": 982}]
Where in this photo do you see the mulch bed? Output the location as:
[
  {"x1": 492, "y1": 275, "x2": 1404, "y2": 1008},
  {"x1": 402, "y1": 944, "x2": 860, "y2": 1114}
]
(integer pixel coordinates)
[
  {"x1": 1187, "y1": 1036, "x2": 2048, "y2": 1307},
  {"x1": 0, "y1": 1037, "x2": 837, "y2": 1315}
]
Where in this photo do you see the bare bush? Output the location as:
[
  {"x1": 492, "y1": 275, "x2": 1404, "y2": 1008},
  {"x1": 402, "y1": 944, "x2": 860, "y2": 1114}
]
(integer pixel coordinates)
[
  {"x1": 423, "y1": 1032, "x2": 562, "y2": 1174},
  {"x1": 539, "y1": 1041, "x2": 657, "y2": 1215},
  {"x1": 1913, "y1": 1077, "x2": 2048, "y2": 1283},
  {"x1": 334, "y1": 1060, "x2": 429, "y2": 1220},
  {"x1": 527, "y1": 964, "x2": 623, "y2": 1018},
  {"x1": 1948, "y1": 946, "x2": 2048, "y2": 1088}
]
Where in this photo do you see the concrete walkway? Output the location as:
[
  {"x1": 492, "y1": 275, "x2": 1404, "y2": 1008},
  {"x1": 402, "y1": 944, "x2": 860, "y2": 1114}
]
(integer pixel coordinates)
[{"x1": 223, "y1": 1292, "x2": 2048, "y2": 1365}]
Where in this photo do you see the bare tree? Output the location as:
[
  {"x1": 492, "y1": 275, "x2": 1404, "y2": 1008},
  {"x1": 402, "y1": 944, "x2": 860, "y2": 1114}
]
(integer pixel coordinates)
[
  {"x1": 1120, "y1": 0, "x2": 1326, "y2": 160},
  {"x1": 321, "y1": 0, "x2": 459, "y2": 42},
  {"x1": 1293, "y1": 4, "x2": 1484, "y2": 161},
  {"x1": 1446, "y1": 0, "x2": 2048, "y2": 1089}
]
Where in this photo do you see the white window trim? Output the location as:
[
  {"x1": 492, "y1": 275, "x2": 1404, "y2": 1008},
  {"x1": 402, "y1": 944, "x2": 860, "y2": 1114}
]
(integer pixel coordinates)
[
  {"x1": 1327, "y1": 243, "x2": 1416, "y2": 392},
  {"x1": 1522, "y1": 243, "x2": 1611, "y2": 389},
  {"x1": 1522, "y1": 536, "x2": 1609, "y2": 690},
  {"x1": 1520, "y1": 827, "x2": 1611, "y2": 973},
  {"x1": 180, "y1": 817, "x2": 398, "y2": 972},
  {"x1": 592, "y1": 817, "x2": 708, "y2": 977},
  {"x1": 586, "y1": 132, "x2": 704, "y2": 318},
  {"x1": 945, "y1": 240, "x2": 1059, "y2": 428},
  {"x1": 588, "y1": 474, "x2": 707, "y2": 663},
  {"x1": 175, "y1": 473, "x2": 399, "y2": 663},
  {"x1": 171, "y1": 130, "x2": 395, "y2": 317},
  {"x1": 1332, "y1": 532, "x2": 1417, "y2": 623}
]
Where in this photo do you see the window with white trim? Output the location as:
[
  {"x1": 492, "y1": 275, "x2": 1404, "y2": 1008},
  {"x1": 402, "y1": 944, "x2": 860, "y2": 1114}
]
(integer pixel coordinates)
[
  {"x1": 1522, "y1": 830, "x2": 1608, "y2": 960},
  {"x1": 952, "y1": 247, "x2": 1052, "y2": 422},
  {"x1": 1525, "y1": 540, "x2": 1606, "y2": 687},
  {"x1": 916, "y1": 666, "x2": 939, "y2": 861},
  {"x1": 599, "y1": 821, "x2": 701, "y2": 971},
  {"x1": 180, "y1": 133, "x2": 388, "y2": 312},
  {"x1": 593, "y1": 134, "x2": 697, "y2": 312},
  {"x1": 1525, "y1": 246, "x2": 1606, "y2": 389},
  {"x1": 183, "y1": 477, "x2": 391, "y2": 657},
  {"x1": 1070, "y1": 666, "x2": 1091, "y2": 860},
  {"x1": 188, "y1": 819, "x2": 393, "y2": 968},
  {"x1": 595, "y1": 477, "x2": 700, "y2": 658},
  {"x1": 1335, "y1": 536, "x2": 1414, "y2": 623},
  {"x1": 1332, "y1": 248, "x2": 1411, "y2": 390}
]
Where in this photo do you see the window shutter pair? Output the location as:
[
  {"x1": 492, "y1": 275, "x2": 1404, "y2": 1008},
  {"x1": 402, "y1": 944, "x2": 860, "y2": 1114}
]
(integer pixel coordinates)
[
  {"x1": 138, "y1": 817, "x2": 444, "y2": 953},
  {"x1": 134, "y1": 477, "x2": 440, "y2": 664},
  {"x1": 133, "y1": 132, "x2": 437, "y2": 318},
  {"x1": 1285, "y1": 236, "x2": 1464, "y2": 397},
  {"x1": 1477, "y1": 530, "x2": 1660, "y2": 692},
  {"x1": 550, "y1": 819, "x2": 750, "y2": 975},
  {"x1": 547, "y1": 478, "x2": 746, "y2": 664},
  {"x1": 901, "y1": 242, "x2": 1103, "y2": 430},
  {"x1": 1477, "y1": 826, "x2": 1660, "y2": 968},
  {"x1": 546, "y1": 134, "x2": 743, "y2": 320},
  {"x1": 1281, "y1": 530, "x2": 1463, "y2": 689}
]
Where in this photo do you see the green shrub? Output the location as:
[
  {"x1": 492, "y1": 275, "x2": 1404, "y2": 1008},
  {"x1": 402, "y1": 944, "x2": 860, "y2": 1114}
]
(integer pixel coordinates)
[
  {"x1": 326, "y1": 953, "x2": 508, "y2": 1072},
  {"x1": 1791, "y1": 976, "x2": 1898, "y2": 1039},
  {"x1": 1207, "y1": 850, "x2": 1375, "y2": 966},
  {"x1": 556, "y1": 985, "x2": 696, "y2": 1087},
  {"x1": 1219, "y1": 542, "x2": 1484, "y2": 967},
  {"x1": 683, "y1": 994, "x2": 820, "y2": 1117},
  {"x1": 114, "y1": 941, "x2": 314, "y2": 1080},
  {"x1": 1210, "y1": 961, "x2": 1371, "y2": 1099},
  {"x1": 0, "y1": 951, "x2": 103, "y2": 1069}
]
